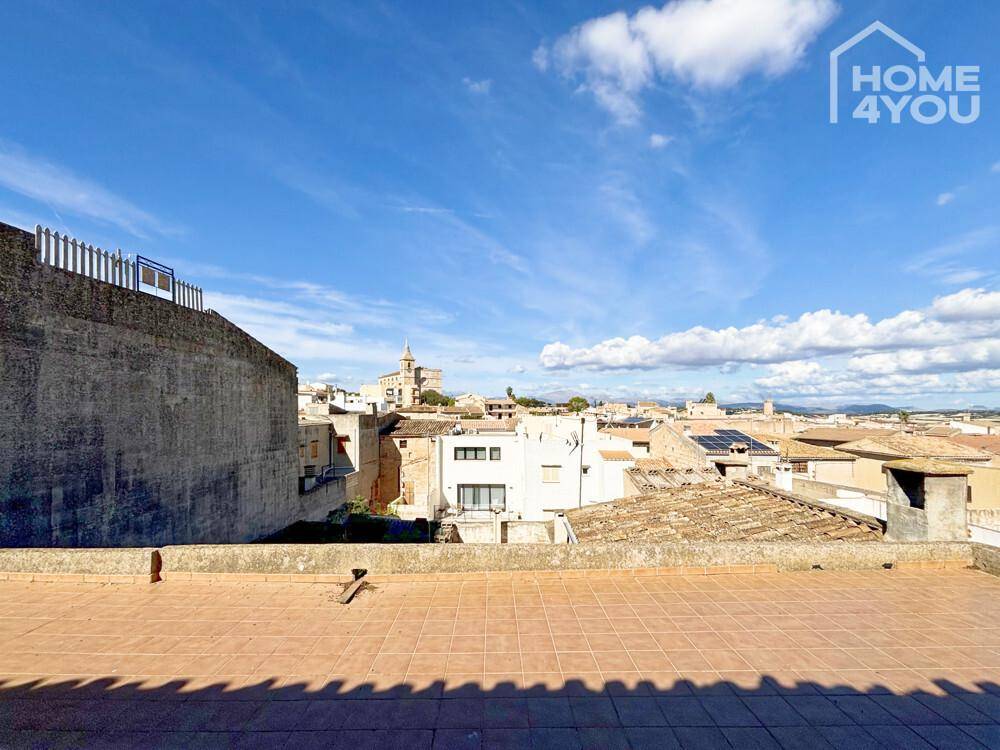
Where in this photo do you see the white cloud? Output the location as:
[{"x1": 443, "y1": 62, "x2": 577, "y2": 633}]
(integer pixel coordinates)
[
  {"x1": 936, "y1": 191, "x2": 955, "y2": 206},
  {"x1": 649, "y1": 133, "x2": 673, "y2": 148},
  {"x1": 462, "y1": 77, "x2": 493, "y2": 94},
  {"x1": 848, "y1": 340, "x2": 1000, "y2": 376},
  {"x1": 754, "y1": 362, "x2": 945, "y2": 399},
  {"x1": 906, "y1": 226, "x2": 999, "y2": 286},
  {"x1": 532, "y1": 46, "x2": 550, "y2": 72},
  {"x1": 539, "y1": 287, "x2": 1000, "y2": 371},
  {"x1": 541, "y1": 0, "x2": 837, "y2": 122},
  {"x1": 0, "y1": 140, "x2": 174, "y2": 238},
  {"x1": 929, "y1": 287, "x2": 1000, "y2": 321}
]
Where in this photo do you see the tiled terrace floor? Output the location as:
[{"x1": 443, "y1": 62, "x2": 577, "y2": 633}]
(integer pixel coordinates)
[{"x1": 1, "y1": 569, "x2": 999, "y2": 748}]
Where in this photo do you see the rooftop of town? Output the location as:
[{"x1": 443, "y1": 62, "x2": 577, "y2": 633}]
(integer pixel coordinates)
[{"x1": 1, "y1": 568, "x2": 999, "y2": 747}]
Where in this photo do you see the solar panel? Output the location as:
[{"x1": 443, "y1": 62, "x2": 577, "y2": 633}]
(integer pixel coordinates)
[{"x1": 692, "y1": 430, "x2": 778, "y2": 455}]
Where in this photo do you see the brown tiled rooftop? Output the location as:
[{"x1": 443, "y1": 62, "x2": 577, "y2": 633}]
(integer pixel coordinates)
[
  {"x1": 566, "y1": 482, "x2": 883, "y2": 543},
  {"x1": 795, "y1": 427, "x2": 896, "y2": 443},
  {"x1": 837, "y1": 434, "x2": 994, "y2": 461},
  {"x1": 385, "y1": 419, "x2": 457, "y2": 437},
  {"x1": 600, "y1": 428, "x2": 652, "y2": 443},
  {"x1": 626, "y1": 465, "x2": 720, "y2": 492},
  {"x1": 1, "y1": 570, "x2": 999, "y2": 747},
  {"x1": 752, "y1": 434, "x2": 858, "y2": 461},
  {"x1": 949, "y1": 435, "x2": 1000, "y2": 456},
  {"x1": 599, "y1": 450, "x2": 635, "y2": 461}
]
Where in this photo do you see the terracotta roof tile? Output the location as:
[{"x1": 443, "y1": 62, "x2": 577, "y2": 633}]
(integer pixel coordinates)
[
  {"x1": 795, "y1": 427, "x2": 896, "y2": 443},
  {"x1": 566, "y1": 481, "x2": 883, "y2": 543},
  {"x1": 751, "y1": 434, "x2": 856, "y2": 461},
  {"x1": 599, "y1": 427, "x2": 651, "y2": 442},
  {"x1": 948, "y1": 435, "x2": 1000, "y2": 456},
  {"x1": 598, "y1": 450, "x2": 635, "y2": 461},
  {"x1": 384, "y1": 419, "x2": 456, "y2": 437},
  {"x1": 836, "y1": 434, "x2": 993, "y2": 461}
]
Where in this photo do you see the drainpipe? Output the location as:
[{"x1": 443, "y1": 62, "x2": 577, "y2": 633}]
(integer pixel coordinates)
[{"x1": 578, "y1": 416, "x2": 585, "y2": 509}]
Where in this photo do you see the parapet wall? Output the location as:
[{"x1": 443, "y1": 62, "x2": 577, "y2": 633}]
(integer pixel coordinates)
[
  {"x1": 0, "y1": 541, "x2": 984, "y2": 584},
  {"x1": 0, "y1": 221, "x2": 334, "y2": 547},
  {"x1": 157, "y1": 540, "x2": 976, "y2": 577}
]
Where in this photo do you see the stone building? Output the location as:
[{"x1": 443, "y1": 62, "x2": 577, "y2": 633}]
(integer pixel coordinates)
[
  {"x1": 378, "y1": 418, "x2": 455, "y2": 517},
  {"x1": 0, "y1": 221, "x2": 344, "y2": 547},
  {"x1": 371, "y1": 340, "x2": 443, "y2": 410}
]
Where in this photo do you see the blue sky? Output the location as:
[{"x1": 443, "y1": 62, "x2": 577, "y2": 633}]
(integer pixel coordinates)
[{"x1": 1, "y1": 0, "x2": 998, "y2": 408}]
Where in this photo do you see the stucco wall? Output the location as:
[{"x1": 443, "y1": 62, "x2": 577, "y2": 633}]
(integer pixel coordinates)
[
  {"x1": 812, "y1": 460, "x2": 855, "y2": 485},
  {"x1": 649, "y1": 424, "x2": 706, "y2": 470},
  {"x1": 0, "y1": 221, "x2": 332, "y2": 547}
]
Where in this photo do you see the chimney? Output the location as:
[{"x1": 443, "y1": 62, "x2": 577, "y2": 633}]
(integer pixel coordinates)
[
  {"x1": 774, "y1": 463, "x2": 793, "y2": 491},
  {"x1": 883, "y1": 459, "x2": 970, "y2": 542}
]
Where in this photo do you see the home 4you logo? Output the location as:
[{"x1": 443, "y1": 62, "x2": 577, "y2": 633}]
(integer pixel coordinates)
[{"x1": 830, "y1": 21, "x2": 980, "y2": 125}]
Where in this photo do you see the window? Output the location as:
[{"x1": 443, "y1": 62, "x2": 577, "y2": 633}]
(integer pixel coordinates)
[
  {"x1": 791, "y1": 461, "x2": 808, "y2": 473},
  {"x1": 458, "y1": 484, "x2": 506, "y2": 510},
  {"x1": 542, "y1": 465, "x2": 561, "y2": 483},
  {"x1": 581, "y1": 465, "x2": 590, "y2": 476},
  {"x1": 399, "y1": 439, "x2": 408, "y2": 449},
  {"x1": 455, "y1": 447, "x2": 487, "y2": 460},
  {"x1": 490, "y1": 447, "x2": 501, "y2": 461},
  {"x1": 310, "y1": 441, "x2": 319, "y2": 459}
]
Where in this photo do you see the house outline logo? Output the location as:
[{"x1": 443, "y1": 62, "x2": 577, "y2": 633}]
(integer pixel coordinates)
[
  {"x1": 829, "y1": 21, "x2": 925, "y2": 123},
  {"x1": 828, "y1": 20, "x2": 979, "y2": 126}
]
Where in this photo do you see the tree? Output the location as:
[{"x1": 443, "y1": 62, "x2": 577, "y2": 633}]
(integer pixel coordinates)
[
  {"x1": 567, "y1": 396, "x2": 589, "y2": 413},
  {"x1": 702, "y1": 392, "x2": 716, "y2": 404},
  {"x1": 506, "y1": 386, "x2": 515, "y2": 400},
  {"x1": 898, "y1": 409, "x2": 911, "y2": 425},
  {"x1": 420, "y1": 389, "x2": 455, "y2": 407},
  {"x1": 515, "y1": 396, "x2": 547, "y2": 408}
]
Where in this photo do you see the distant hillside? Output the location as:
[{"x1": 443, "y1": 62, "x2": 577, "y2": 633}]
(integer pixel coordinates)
[{"x1": 723, "y1": 402, "x2": 904, "y2": 415}]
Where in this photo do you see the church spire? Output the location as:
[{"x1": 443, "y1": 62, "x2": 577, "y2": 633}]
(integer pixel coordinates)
[{"x1": 400, "y1": 338, "x2": 414, "y2": 362}]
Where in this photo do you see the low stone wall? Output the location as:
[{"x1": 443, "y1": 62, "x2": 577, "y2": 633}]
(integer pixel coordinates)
[
  {"x1": 972, "y1": 543, "x2": 1000, "y2": 577},
  {"x1": 0, "y1": 547, "x2": 159, "y2": 583},
  {"x1": 0, "y1": 541, "x2": 980, "y2": 584},
  {"x1": 157, "y1": 540, "x2": 974, "y2": 578}
]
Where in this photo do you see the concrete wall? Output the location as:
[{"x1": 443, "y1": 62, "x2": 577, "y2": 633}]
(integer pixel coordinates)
[
  {"x1": 0, "y1": 221, "x2": 333, "y2": 547},
  {"x1": 155, "y1": 540, "x2": 975, "y2": 576},
  {"x1": 812, "y1": 460, "x2": 855, "y2": 485},
  {"x1": 330, "y1": 411, "x2": 380, "y2": 501},
  {"x1": 649, "y1": 424, "x2": 706, "y2": 470}
]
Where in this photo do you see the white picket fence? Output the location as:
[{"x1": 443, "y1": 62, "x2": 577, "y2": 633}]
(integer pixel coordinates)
[{"x1": 34, "y1": 225, "x2": 204, "y2": 312}]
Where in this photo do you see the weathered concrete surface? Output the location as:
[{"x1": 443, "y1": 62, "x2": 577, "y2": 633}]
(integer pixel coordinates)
[
  {"x1": 0, "y1": 221, "x2": 335, "y2": 547},
  {"x1": 972, "y1": 543, "x2": 1000, "y2": 577},
  {"x1": 159, "y1": 540, "x2": 974, "y2": 576},
  {"x1": 0, "y1": 546, "x2": 158, "y2": 576}
]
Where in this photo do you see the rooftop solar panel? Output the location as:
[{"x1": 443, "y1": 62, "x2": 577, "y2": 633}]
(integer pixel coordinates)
[{"x1": 691, "y1": 430, "x2": 778, "y2": 455}]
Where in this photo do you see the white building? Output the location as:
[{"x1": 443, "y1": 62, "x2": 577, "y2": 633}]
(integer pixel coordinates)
[
  {"x1": 330, "y1": 387, "x2": 370, "y2": 413},
  {"x1": 437, "y1": 415, "x2": 636, "y2": 522}
]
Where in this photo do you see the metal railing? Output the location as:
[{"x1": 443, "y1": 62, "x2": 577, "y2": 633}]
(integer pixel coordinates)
[{"x1": 34, "y1": 225, "x2": 204, "y2": 311}]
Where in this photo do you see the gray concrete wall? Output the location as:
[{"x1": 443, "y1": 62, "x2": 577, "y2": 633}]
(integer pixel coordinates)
[{"x1": 0, "y1": 221, "x2": 334, "y2": 547}]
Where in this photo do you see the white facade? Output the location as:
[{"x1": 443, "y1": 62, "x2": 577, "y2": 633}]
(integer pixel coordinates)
[
  {"x1": 331, "y1": 388, "x2": 370, "y2": 413},
  {"x1": 437, "y1": 416, "x2": 636, "y2": 521}
]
